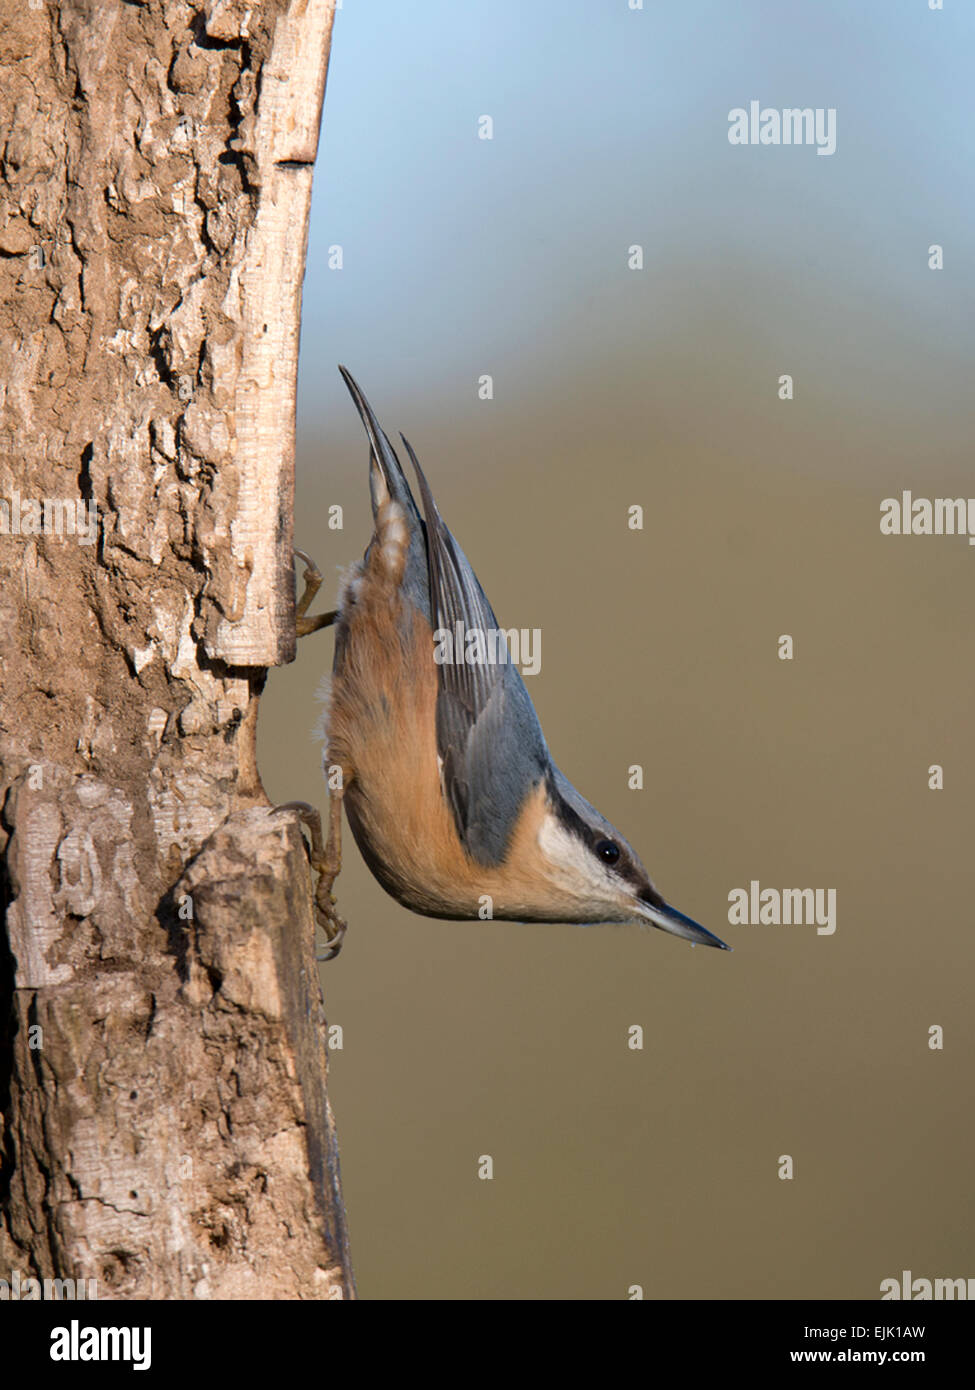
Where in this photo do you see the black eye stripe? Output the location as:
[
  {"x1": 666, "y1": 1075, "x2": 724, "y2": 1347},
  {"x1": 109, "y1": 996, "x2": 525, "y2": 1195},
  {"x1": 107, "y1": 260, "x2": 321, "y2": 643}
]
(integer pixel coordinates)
[{"x1": 543, "y1": 773, "x2": 627, "y2": 874}]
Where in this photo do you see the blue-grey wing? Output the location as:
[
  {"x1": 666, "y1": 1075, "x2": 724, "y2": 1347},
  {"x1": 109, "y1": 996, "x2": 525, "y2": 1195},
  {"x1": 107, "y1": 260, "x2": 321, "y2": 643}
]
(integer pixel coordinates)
[{"x1": 404, "y1": 439, "x2": 550, "y2": 866}]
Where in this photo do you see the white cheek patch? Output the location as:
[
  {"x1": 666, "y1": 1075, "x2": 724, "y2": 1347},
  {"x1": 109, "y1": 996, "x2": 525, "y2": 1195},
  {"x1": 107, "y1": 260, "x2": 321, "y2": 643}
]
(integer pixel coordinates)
[{"x1": 537, "y1": 812, "x2": 620, "y2": 906}]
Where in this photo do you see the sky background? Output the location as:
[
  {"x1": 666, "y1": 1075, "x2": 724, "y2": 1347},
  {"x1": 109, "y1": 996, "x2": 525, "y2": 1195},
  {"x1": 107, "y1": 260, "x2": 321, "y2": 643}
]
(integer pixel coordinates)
[{"x1": 259, "y1": 0, "x2": 975, "y2": 1299}]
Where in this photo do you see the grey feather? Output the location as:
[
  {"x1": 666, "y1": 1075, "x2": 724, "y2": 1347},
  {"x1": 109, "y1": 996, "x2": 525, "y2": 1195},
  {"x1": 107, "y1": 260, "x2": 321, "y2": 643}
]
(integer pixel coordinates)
[
  {"x1": 338, "y1": 366, "x2": 432, "y2": 622},
  {"x1": 340, "y1": 369, "x2": 551, "y2": 867},
  {"x1": 403, "y1": 438, "x2": 550, "y2": 867}
]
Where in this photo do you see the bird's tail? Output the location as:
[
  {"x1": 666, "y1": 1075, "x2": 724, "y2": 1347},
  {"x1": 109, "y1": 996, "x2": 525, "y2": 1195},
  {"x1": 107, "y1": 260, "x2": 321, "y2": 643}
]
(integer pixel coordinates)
[{"x1": 338, "y1": 366, "x2": 423, "y2": 527}]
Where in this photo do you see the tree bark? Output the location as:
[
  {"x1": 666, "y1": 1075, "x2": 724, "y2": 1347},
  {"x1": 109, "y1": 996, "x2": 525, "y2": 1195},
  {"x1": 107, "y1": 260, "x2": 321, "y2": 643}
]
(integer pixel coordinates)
[{"x1": 0, "y1": 0, "x2": 354, "y2": 1298}]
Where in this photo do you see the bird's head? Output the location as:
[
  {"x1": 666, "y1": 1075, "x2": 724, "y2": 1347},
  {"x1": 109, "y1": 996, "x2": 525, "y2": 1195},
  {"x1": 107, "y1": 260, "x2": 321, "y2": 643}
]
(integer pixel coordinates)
[{"x1": 534, "y1": 766, "x2": 730, "y2": 949}]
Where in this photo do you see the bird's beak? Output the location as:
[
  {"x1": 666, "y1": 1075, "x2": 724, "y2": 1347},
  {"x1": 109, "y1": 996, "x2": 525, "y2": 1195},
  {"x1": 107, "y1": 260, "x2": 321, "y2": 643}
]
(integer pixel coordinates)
[{"x1": 636, "y1": 895, "x2": 731, "y2": 950}]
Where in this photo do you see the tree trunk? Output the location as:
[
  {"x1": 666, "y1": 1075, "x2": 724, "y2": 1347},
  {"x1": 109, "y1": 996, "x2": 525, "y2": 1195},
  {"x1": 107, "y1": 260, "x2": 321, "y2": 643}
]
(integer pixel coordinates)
[{"x1": 0, "y1": 0, "x2": 354, "y2": 1299}]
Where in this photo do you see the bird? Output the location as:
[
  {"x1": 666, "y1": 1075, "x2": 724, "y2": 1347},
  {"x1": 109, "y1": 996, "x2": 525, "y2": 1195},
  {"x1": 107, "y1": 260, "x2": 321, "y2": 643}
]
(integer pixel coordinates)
[{"x1": 279, "y1": 367, "x2": 730, "y2": 960}]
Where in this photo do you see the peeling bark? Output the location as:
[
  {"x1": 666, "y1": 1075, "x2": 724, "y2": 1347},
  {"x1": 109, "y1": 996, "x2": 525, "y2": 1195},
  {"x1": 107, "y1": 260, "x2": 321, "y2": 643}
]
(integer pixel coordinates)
[{"x1": 0, "y1": 0, "x2": 353, "y2": 1299}]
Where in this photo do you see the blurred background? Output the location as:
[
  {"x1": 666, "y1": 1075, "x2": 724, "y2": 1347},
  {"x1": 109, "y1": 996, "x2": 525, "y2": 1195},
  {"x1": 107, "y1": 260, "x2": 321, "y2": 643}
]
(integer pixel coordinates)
[{"x1": 259, "y1": 0, "x2": 975, "y2": 1298}]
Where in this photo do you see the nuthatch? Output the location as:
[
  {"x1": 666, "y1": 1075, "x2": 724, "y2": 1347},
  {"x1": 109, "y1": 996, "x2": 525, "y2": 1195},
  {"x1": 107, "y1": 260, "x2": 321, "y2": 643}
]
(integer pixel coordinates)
[{"x1": 282, "y1": 367, "x2": 730, "y2": 959}]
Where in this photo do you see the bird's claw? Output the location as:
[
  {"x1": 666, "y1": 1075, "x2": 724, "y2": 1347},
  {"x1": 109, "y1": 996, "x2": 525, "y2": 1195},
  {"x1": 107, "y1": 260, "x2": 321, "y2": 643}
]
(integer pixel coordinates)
[
  {"x1": 293, "y1": 549, "x2": 337, "y2": 637},
  {"x1": 270, "y1": 800, "x2": 346, "y2": 961},
  {"x1": 315, "y1": 908, "x2": 347, "y2": 961}
]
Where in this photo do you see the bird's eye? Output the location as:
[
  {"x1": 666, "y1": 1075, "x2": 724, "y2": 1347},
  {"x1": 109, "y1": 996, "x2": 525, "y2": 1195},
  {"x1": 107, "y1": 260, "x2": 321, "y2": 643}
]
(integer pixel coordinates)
[{"x1": 595, "y1": 839, "x2": 620, "y2": 865}]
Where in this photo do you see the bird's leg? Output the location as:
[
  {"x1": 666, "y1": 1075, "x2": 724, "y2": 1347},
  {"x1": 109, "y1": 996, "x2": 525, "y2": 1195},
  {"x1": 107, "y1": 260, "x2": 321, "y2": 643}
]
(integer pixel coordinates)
[
  {"x1": 294, "y1": 548, "x2": 337, "y2": 638},
  {"x1": 279, "y1": 552, "x2": 344, "y2": 951},
  {"x1": 316, "y1": 783, "x2": 347, "y2": 958},
  {"x1": 273, "y1": 796, "x2": 348, "y2": 960}
]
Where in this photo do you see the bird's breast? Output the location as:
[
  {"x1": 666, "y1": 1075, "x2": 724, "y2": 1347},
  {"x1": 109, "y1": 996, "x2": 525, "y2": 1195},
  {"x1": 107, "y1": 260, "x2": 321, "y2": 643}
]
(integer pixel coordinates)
[{"x1": 325, "y1": 571, "x2": 560, "y2": 919}]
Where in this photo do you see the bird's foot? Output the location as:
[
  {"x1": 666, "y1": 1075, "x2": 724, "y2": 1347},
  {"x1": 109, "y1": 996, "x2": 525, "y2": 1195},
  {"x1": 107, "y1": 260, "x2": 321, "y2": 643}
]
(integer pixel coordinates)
[
  {"x1": 314, "y1": 900, "x2": 347, "y2": 961},
  {"x1": 271, "y1": 799, "x2": 346, "y2": 961},
  {"x1": 294, "y1": 549, "x2": 337, "y2": 638}
]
